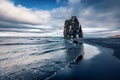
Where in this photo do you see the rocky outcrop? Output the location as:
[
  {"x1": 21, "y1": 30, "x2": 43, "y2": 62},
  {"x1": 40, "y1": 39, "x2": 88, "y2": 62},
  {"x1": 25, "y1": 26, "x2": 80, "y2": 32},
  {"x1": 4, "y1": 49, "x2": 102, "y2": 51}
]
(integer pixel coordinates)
[{"x1": 63, "y1": 16, "x2": 83, "y2": 39}]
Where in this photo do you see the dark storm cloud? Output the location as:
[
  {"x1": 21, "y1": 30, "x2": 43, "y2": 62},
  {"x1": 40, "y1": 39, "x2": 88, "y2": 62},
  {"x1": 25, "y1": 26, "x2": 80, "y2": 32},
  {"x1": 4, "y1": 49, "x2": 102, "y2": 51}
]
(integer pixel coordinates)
[
  {"x1": 80, "y1": 0, "x2": 120, "y2": 27},
  {"x1": 81, "y1": 0, "x2": 120, "y2": 10},
  {"x1": 81, "y1": 0, "x2": 120, "y2": 20}
]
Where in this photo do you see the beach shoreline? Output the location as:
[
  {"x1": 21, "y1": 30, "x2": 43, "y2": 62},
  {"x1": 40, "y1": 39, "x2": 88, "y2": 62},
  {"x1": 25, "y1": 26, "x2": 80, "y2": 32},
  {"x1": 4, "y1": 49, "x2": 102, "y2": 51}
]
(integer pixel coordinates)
[
  {"x1": 84, "y1": 38, "x2": 120, "y2": 59},
  {"x1": 0, "y1": 37, "x2": 120, "y2": 80},
  {"x1": 50, "y1": 38, "x2": 120, "y2": 80}
]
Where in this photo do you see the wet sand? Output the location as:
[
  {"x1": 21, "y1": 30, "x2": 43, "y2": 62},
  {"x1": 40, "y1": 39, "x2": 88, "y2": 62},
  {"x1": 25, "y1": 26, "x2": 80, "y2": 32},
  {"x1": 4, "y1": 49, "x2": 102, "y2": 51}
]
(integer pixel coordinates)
[{"x1": 50, "y1": 39, "x2": 120, "y2": 80}]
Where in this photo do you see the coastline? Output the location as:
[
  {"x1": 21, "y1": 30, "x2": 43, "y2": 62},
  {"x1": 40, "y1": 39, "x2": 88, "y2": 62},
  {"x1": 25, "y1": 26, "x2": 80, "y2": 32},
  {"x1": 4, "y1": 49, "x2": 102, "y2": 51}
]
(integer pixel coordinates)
[
  {"x1": 0, "y1": 37, "x2": 120, "y2": 80},
  {"x1": 84, "y1": 38, "x2": 120, "y2": 59},
  {"x1": 50, "y1": 42, "x2": 120, "y2": 80}
]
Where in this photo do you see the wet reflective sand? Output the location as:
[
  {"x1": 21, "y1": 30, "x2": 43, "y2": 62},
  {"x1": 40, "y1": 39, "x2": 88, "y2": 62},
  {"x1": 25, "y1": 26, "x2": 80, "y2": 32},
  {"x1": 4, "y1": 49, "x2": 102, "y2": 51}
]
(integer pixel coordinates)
[{"x1": 51, "y1": 42, "x2": 120, "y2": 80}]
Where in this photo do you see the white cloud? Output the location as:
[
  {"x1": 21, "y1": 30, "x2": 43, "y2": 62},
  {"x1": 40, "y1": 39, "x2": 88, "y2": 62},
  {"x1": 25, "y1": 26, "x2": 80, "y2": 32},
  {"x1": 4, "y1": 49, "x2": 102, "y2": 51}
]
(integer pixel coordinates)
[
  {"x1": 0, "y1": 0, "x2": 119, "y2": 37},
  {"x1": 0, "y1": 0, "x2": 50, "y2": 25}
]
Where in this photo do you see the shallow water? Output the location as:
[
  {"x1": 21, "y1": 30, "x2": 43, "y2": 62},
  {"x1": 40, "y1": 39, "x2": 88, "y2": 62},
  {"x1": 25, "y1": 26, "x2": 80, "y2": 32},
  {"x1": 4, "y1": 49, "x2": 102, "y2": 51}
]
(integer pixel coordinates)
[
  {"x1": 1, "y1": 37, "x2": 119, "y2": 80},
  {"x1": 0, "y1": 37, "x2": 84, "y2": 80}
]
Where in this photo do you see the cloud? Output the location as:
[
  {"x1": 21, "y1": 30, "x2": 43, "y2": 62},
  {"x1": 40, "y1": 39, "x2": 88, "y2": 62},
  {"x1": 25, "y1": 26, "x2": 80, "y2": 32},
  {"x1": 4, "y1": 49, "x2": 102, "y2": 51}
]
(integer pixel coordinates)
[
  {"x1": 0, "y1": 0, "x2": 119, "y2": 37},
  {"x1": 56, "y1": 0, "x2": 60, "y2": 3},
  {"x1": 68, "y1": 0, "x2": 81, "y2": 5},
  {"x1": 0, "y1": 0, "x2": 50, "y2": 25}
]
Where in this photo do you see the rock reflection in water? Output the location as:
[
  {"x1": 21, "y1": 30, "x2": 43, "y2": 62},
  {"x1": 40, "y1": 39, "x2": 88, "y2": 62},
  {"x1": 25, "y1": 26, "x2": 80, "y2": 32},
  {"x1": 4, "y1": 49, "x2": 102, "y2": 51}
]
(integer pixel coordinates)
[{"x1": 63, "y1": 39, "x2": 84, "y2": 63}]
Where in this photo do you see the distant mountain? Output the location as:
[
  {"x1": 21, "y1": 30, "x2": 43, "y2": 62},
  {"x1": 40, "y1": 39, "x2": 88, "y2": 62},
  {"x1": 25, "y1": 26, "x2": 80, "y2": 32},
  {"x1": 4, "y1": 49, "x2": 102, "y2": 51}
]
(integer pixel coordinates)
[{"x1": 110, "y1": 35, "x2": 120, "y2": 38}]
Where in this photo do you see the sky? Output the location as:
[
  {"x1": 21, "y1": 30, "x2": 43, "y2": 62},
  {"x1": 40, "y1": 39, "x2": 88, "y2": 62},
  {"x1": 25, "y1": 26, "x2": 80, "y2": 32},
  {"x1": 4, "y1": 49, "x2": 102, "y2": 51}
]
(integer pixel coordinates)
[{"x1": 0, "y1": 0, "x2": 120, "y2": 37}]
